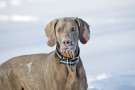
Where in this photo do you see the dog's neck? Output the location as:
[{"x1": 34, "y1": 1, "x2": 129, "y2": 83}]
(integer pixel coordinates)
[{"x1": 55, "y1": 45, "x2": 80, "y2": 65}]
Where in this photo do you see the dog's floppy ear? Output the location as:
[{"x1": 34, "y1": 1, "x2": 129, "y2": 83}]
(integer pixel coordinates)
[
  {"x1": 45, "y1": 19, "x2": 58, "y2": 47},
  {"x1": 75, "y1": 18, "x2": 90, "y2": 44}
]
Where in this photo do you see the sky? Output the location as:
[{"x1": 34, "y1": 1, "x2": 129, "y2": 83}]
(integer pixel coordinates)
[{"x1": 0, "y1": 0, "x2": 135, "y2": 89}]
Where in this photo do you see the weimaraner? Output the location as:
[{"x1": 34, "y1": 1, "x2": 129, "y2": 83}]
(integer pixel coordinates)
[{"x1": 0, "y1": 17, "x2": 90, "y2": 90}]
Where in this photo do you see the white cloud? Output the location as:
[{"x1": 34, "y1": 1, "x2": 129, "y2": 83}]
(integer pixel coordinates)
[
  {"x1": 88, "y1": 73, "x2": 111, "y2": 89},
  {"x1": 0, "y1": 15, "x2": 39, "y2": 22},
  {"x1": 0, "y1": 15, "x2": 8, "y2": 21},
  {"x1": 88, "y1": 73, "x2": 111, "y2": 84},
  {"x1": 10, "y1": 15, "x2": 38, "y2": 22},
  {"x1": 0, "y1": 1, "x2": 7, "y2": 9},
  {"x1": 10, "y1": 0, "x2": 21, "y2": 6},
  {"x1": 96, "y1": 73, "x2": 111, "y2": 80}
]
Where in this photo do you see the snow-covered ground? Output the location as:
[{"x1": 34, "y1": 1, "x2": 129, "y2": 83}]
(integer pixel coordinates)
[{"x1": 0, "y1": 0, "x2": 135, "y2": 89}]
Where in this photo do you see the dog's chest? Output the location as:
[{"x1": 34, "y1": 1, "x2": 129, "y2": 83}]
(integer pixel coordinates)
[{"x1": 53, "y1": 64, "x2": 82, "y2": 90}]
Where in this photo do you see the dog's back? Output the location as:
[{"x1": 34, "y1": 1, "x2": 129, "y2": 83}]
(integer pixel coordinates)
[
  {"x1": 0, "y1": 51, "x2": 87, "y2": 90},
  {"x1": 0, "y1": 53, "x2": 52, "y2": 90}
]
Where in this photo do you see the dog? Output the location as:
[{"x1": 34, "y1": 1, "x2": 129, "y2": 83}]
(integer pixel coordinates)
[{"x1": 0, "y1": 17, "x2": 90, "y2": 90}]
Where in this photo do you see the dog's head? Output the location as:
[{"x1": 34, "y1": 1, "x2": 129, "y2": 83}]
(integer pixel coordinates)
[{"x1": 45, "y1": 17, "x2": 90, "y2": 58}]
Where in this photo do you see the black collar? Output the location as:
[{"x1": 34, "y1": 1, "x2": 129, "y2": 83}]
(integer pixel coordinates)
[{"x1": 55, "y1": 47, "x2": 80, "y2": 65}]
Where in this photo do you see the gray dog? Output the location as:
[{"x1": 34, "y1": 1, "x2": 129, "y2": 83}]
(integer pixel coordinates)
[{"x1": 0, "y1": 17, "x2": 90, "y2": 90}]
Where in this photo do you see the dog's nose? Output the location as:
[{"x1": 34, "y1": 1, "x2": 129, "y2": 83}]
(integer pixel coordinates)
[{"x1": 63, "y1": 40, "x2": 73, "y2": 46}]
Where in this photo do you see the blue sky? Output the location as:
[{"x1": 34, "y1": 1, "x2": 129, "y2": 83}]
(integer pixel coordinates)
[{"x1": 0, "y1": 0, "x2": 135, "y2": 89}]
